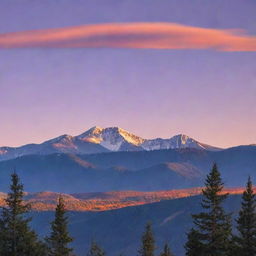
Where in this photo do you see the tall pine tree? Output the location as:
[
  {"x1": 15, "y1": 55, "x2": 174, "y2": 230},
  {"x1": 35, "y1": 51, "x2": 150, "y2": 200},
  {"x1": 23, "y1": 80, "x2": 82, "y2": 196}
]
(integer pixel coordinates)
[
  {"x1": 47, "y1": 196, "x2": 73, "y2": 256},
  {"x1": 185, "y1": 163, "x2": 232, "y2": 256},
  {"x1": 0, "y1": 172, "x2": 46, "y2": 256},
  {"x1": 234, "y1": 177, "x2": 256, "y2": 256},
  {"x1": 87, "y1": 240, "x2": 105, "y2": 256},
  {"x1": 138, "y1": 222, "x2": 155, "y2": 256}
]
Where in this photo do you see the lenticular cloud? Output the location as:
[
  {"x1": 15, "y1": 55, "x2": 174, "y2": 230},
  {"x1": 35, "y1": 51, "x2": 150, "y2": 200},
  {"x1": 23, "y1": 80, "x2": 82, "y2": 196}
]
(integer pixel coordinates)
[{"x1": 0, "y1": 22, "x2": 255, "y2": 51}]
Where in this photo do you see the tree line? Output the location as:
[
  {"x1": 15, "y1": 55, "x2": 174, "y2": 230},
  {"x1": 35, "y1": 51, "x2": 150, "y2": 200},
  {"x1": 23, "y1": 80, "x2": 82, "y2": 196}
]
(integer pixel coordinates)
[
  {"x1": 0, "y1": 163, "x2": 255, "y2": 256},
  {"x1": 137, "y1": 163, "x2": 256, "y2": 256}
]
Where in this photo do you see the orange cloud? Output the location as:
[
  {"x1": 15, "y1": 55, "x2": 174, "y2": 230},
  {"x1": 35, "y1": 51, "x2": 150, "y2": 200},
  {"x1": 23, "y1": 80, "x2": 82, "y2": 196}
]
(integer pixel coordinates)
[{"x1": 0, "y1": 22, "x2": 255, "y2": 51}]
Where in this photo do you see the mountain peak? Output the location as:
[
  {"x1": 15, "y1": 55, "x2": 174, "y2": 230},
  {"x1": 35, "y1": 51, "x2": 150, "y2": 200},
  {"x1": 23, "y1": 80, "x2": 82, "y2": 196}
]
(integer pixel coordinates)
[
  {"x1": 78, "y1": 126, "x2": 144, "y2": 151},
  {"x1": 110, "y1": 127, "x2": 145, "y2": 146},
  {"x1": 85, "y1": 126, "x2": 104, "y2": 134},
  {"x1": 44, "y1": 134, "x2": 74, "y2": 144},
  {"x1": 167, "y1": 134, "x2": 204, "y2": 149}
]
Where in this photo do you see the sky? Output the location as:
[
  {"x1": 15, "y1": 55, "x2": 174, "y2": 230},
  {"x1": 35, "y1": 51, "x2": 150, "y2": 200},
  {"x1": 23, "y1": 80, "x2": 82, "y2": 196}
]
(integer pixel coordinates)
[{"x1": 0, "y1": 0, "x2": 255, "y2": 148}]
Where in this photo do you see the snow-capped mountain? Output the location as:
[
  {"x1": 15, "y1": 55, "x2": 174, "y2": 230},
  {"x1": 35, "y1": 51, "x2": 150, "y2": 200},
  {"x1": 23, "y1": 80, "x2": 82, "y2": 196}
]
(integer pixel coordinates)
[
  {"x1": 77, "y1": 126, "x2": 220, "y2": 152},
  {"x1": 0, "y1": 126, "x2": 221, "y2": 161},
  {"x1": 141, "y1": 134, "x2": 219, "y2": 151},
  {"x1": 78, "y1": 126, "x2": 145, "y2": 151}
]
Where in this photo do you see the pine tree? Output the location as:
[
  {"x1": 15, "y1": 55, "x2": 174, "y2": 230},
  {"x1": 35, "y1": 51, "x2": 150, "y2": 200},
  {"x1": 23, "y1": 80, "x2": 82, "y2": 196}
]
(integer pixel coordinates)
[
  {"x1": 0, "y1": 172, "x2": 46, "y2": 256},
  {"x1": 185, "y1": 163, "x2": 232, "y2": 256},
  {"x1": 47, "y1": 196, "x2": 73, "y2": 256},
  {"x1": 234, "y1": 177, "x2": 256, "y2": 256},
  {"x1": 138, "y1": 222, "x2": 155, "y2": 256},
  {"x1": 184, "y1": 228, "x2": 204, "y2": 256},
  {"x1": 87, "y1": 240, "x2": 105, "y2": 256},
  {"x1": 160, "y1": 243, "x2": 174, "y2": 256}
]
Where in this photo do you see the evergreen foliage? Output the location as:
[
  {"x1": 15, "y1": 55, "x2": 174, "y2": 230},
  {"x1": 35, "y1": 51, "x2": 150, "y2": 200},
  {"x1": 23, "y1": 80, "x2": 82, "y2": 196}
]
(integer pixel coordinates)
[
  {"x1": 87, "y1": 240, "x2": 105, "y2": 256},
  {"x1": 234, "y1": 177, "x2": 256, "y2": 256},
  {"x1": 47, "y1": 196, "x2": 73, "y2": 256},
  {"x1": 185, "y1": 163, "x2": 232, "y2": 256},
  {"x1": 184, "y1": 228, "x2": 204, "y2": 256},
  {"x1": 138, "y1": 222, "x2": 155, "y2": 256},
  {"x1": 0, "y1": 172, "x2": 46, "y2": 256}
]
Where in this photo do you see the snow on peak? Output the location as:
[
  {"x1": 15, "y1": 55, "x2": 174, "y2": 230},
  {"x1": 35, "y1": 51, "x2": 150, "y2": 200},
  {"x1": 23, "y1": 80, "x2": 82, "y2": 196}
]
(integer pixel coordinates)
[
  {"x1": 176, "y1": 134, "x2": 190, "y2": 144},
  {"x1": 77, "y1": 126, "x2": 144, "y2": 151},
  {"x1": 141, "y1": 133, "x2": 208, "y2": 151},
  {"x1": 0, "y1": 126, "x2": 221, "y2": 162},
  {"x1": 82, "y1": 126, "x2": 104, "y2": 136},
  {"x1": 114, "y1": 127, "x2": 145, "y2": 146},
  {"x1": 168, "y1": 134, "x2": 203, "y2": 149},
  {"x1": 77, "y1": 127, "x2": 220, "y2": 152}
]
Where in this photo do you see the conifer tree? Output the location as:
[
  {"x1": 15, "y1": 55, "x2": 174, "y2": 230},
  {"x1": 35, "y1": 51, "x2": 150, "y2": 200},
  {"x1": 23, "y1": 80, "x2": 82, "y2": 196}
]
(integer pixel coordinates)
[
  {"x1": 138, "y1": 222, "x2": 155, "y2": 256},
  {"x1": 160, "y1": 243, "x2": 174, "y2": 256},
  {"x1": 47, "y1": 196, "x2": 73, "y2": 256},
  {"x1": 185, "y1": 163, "x2": 232, "y2": 256},
  {"x1": 87, "y1": 240, "x2": 105, "y2": 256},
  {"x1": 0, "y1": 172, "x2": 46, "y2": 256},
  {"x1": 184, "y1": 228, "x2": 204, "y2": 256},
  {"x1": 234, "y1": 177, "x2": 256, "y2": 256}
]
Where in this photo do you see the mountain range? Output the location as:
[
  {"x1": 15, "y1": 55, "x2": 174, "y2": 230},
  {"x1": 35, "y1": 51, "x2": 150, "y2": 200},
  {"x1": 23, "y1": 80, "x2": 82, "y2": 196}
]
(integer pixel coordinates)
[
  {"x1": 0, "y1": 126, "x2": 255, "y2": 256},
  {"x1": 0, "y1": 145, "x2": 255, "y2": 193},
  {"x1": 0, "y1": 126, "x2": 221, "y2": 161}
]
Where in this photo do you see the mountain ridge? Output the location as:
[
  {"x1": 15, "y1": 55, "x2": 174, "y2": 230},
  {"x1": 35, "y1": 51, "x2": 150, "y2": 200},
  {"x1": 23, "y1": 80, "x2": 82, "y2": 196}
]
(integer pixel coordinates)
[
  {"x1": 0, "y1": 145, "x2": 255, "y2": 193},
  {"x1": 0, "y1": 126, "x2": 222, "y2": 161}
]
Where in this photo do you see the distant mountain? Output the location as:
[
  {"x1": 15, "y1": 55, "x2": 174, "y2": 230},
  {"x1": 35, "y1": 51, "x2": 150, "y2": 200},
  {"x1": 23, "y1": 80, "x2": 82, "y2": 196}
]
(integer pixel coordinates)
[
  {"x1": 0, "y1": 133, "x2": 109, "y2": 161},
  {"x1": 141, "y1": 134, "x2": 220, "y2": 151},
  {"x1": 30, "y1": 194, "x2": 243, "y2": 256},
  {"x1": 0, "y1": 126, "x2": 221, "y2": 161},
  {"x1": 0, "y1": 146, "x2": 255, "y2": 193},
  {"x1": 0, "y1": 153, "x2": 203, "y2": 192},
  {"x1": 78, "y1": 126, "x2": 145, "y2": 151}
]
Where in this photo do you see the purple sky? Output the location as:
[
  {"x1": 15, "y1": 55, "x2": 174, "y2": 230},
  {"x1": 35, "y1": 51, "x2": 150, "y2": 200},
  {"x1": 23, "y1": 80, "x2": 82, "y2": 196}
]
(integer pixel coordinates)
[{"x1": 0, "y1": 0, "x2": 255, "y2": 148}]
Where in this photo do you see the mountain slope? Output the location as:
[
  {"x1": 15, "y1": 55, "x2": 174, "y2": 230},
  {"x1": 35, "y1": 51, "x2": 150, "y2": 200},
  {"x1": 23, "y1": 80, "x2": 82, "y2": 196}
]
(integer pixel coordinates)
[
  {"x1": 0, "y1": 153, "x2": 203, "y2": 192},
  {"x1": 0, "y1": 126, "x2": 221, "y2": 161},
  {"x1": 0, "y1": 187, "x2": 246, "y2": 211},
  {"x1": 0, "y1": 134, "x2": 109, "y2": 161},
  {"x1": 0, "y1": 146, "x2": 255, "y2": 192},
  {"x1": 30, "y1": 194, "x2": 243, "y2": 256}
]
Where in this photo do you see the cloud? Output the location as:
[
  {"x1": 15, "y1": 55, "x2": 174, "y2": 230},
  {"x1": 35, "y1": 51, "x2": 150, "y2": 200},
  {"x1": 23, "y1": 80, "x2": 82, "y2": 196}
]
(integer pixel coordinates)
[{"x1": 0, "y1": 22, "x2": 255, "y2": 51}]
